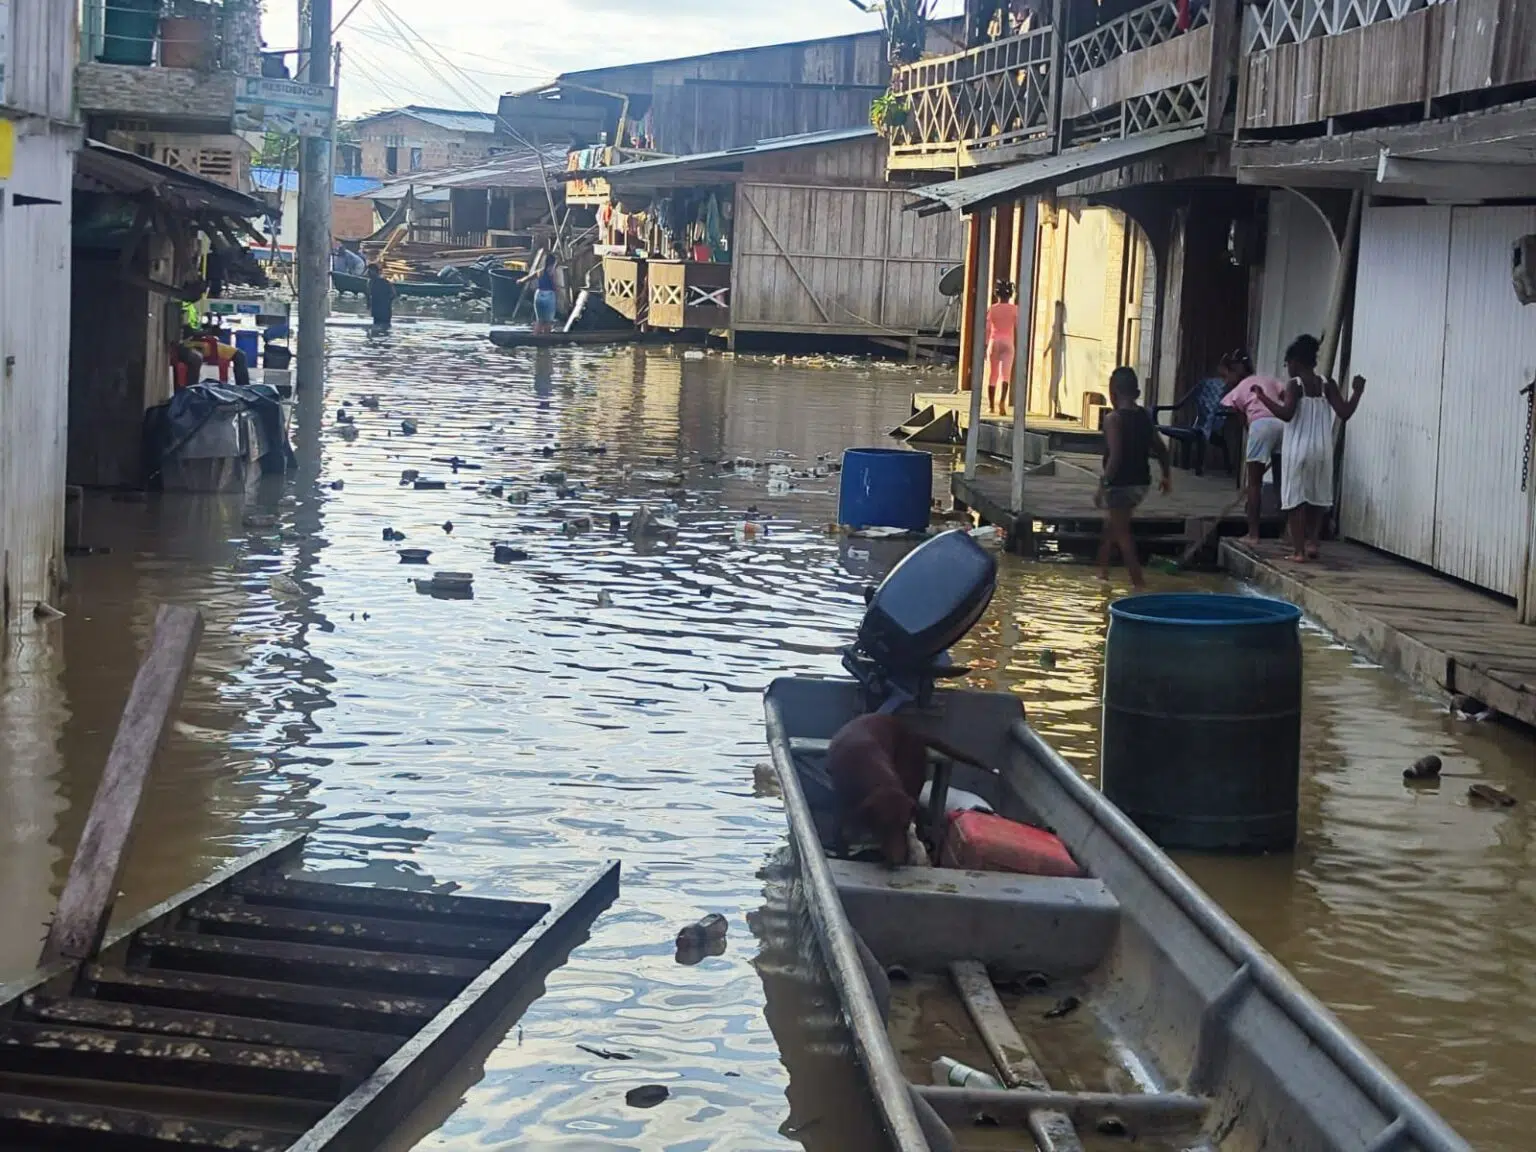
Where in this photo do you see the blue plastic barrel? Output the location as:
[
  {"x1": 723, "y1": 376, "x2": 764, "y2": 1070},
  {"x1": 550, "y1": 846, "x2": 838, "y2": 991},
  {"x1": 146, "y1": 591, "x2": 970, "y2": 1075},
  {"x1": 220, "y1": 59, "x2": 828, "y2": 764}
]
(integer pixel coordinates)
[
  {"x1": 233, "y1": 330, "x2": 260, "y2": 364},
  {"x1": 838, "y1": 448, "x2": 932, "y2": 531},
  {"x1": 1101, "y1": 593, "x2": 1302, "y2": 852}
]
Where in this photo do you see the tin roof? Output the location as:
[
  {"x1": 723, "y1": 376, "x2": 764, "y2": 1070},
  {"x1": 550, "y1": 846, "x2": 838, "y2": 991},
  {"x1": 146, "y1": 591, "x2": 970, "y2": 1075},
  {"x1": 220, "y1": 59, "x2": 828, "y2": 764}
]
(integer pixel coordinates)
[
  {"x1": 250, "y1": 169, "x2": 383, "y2": 197},
  {"x1": 574, "y1": 126, "x2": 876, "y2": 184},
  {"x1": 351, "y1": 105, "x2": 500, "y2": 135}
]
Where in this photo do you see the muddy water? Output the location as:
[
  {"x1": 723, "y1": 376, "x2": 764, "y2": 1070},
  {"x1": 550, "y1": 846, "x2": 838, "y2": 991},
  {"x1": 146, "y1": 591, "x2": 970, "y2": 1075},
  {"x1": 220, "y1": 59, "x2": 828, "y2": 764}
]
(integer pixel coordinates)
[{"x1": 0, "y1": 317, "x2": 1532, "y2": 1149}]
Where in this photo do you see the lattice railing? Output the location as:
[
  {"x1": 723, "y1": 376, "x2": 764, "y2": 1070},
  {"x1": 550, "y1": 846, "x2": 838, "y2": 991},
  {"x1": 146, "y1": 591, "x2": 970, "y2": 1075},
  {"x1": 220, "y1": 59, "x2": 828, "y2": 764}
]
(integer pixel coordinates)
[
  {"x1": 888, "y1": 27, "x2": 1055, "y2": 156},
  {"x1": 1064, "y1": 76, "x2": 1210, "y2": 142},
  {"x1": 1244, "y1": 0, "x2": 1440, "y2": 51},
  {"x1": 1067, "y1": 0, "x2": 1209, "y2": 76}
]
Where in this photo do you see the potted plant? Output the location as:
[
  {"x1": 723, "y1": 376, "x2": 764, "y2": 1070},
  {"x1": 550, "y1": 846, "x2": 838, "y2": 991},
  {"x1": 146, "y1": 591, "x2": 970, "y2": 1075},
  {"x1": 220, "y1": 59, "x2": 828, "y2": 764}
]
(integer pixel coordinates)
[{"x1": 870, "y1": 91, "x2": 911, "y2": 135}]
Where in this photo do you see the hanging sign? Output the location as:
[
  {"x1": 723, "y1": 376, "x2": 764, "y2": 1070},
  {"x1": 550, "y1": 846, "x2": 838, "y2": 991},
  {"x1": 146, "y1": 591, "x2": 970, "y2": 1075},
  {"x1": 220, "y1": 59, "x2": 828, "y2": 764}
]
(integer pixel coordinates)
[
  {"x1": 0, "y1": 121, "x2": 13, "y2": 184},
  {"x1": 233, "y1": 76, "x2": 335, "y2": 137}
]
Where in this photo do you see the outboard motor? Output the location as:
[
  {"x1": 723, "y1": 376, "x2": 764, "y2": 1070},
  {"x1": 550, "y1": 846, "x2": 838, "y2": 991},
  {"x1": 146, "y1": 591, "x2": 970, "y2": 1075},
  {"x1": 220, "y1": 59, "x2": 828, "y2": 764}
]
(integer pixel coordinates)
[{"x1": 843, "y1": 529, "x2": 997, "y2": 712}]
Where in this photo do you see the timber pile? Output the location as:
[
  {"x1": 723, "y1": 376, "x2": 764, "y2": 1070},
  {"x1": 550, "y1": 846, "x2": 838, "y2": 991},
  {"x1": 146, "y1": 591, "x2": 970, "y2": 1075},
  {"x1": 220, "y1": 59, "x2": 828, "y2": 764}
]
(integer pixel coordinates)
[{"x1": 358, "y1": 238, "x2": 533, "y2": 279}]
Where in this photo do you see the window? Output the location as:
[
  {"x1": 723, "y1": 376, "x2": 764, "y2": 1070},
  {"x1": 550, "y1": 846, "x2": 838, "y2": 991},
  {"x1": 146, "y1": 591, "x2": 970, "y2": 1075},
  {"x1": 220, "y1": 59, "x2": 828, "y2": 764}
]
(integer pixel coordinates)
[
  {"x1": 385, "y1": 146, "x2": 398, "y2": 175},
  {"x1": 409, "y1": 147, "x2": 423, "y2": 171}
]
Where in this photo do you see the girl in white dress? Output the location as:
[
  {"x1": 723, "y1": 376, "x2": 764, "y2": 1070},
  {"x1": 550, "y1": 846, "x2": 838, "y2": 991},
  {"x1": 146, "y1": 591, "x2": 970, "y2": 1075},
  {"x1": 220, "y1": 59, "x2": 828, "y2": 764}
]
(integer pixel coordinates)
[{"x1": 1256, "y1": 334, "x2": 1365, "y2": 561}]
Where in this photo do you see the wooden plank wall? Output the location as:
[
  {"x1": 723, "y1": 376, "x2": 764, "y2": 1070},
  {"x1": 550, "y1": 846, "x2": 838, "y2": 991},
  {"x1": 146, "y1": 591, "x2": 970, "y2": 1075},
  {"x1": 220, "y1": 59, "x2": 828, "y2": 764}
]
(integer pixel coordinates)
[
  {"x1": 1240, "y1": 0, "x2": 1536, "y2": 131},
  {"x1": 1, "y1": 130, "x2": 75, "y2": 627},
  {"x1": 3, "y1": 0, "x2": 77, "y2": 119}
]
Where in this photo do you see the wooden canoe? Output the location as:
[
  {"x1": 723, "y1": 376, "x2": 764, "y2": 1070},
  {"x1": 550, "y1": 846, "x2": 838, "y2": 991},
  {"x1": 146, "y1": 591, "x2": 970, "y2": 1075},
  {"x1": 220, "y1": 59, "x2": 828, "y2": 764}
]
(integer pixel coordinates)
[
  {"x1": 487, "y1": 328, "x2": 638, "y2": 350},
  {"x1": 0, "y1": 833, "x2": 619, "y2": 1151},
  {"x1": 764, "y1": 678, "x2": 1471, "y2": 1152}
]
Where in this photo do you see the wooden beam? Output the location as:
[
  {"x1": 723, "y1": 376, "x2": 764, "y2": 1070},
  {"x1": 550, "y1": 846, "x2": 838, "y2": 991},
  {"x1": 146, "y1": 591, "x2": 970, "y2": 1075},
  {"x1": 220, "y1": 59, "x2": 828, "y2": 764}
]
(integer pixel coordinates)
[
  {"x1": 965, "y1": 207, "x2": 994, "y2": 480},
  {"x1": 957, "y1": 213, "x2": 983, "y2": 395},
  {"x1": 39, "y1": 605, "x2": 204, "y2": 966},
  {"x1": 949, "y1": 960, "x2": 1083, "y2": 1152},
  {"x1": 1376, "y1": 152, "x2": 1536, "y2": 200},
  {"x1": 1011, "y1": 197, "x2": 1039, "y2": 516}
]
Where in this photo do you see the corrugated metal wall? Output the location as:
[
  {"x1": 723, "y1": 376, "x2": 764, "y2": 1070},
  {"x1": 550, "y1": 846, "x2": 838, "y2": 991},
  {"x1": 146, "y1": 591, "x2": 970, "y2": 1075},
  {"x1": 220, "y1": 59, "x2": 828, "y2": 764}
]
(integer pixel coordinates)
[
  {"x1": 1343, "y1": 204, "x2": 1536, "y2": 598},
  {"x1": 1433, "y1": 207, "x2": 1536, "y2": 595},
  {"x1": 0, "y1": 128, "x2": 74, "y2": 627},
  {"x1": 731, "y1": 181, "x2": 961, "y2": 335}
]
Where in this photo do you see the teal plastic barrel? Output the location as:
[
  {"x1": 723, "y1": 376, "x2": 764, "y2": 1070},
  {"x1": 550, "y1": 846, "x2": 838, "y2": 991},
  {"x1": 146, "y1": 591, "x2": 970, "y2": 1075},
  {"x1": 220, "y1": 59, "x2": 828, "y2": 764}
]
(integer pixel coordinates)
[
  {"x1": 838, "y1": 448, "x2": 932, "y2": 531},
  {"x1": 1101, "y1": 593, "x2": 1302, "y2": 851},
  {"x1": 100, "y1": 0, "x2": 160, "y2": 65}
]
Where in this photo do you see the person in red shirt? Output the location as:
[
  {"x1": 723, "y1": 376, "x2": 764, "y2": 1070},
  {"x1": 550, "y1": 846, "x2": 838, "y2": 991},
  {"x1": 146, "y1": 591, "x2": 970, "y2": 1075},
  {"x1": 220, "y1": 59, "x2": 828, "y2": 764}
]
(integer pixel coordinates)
[{"x1": 984, "y1": 281, "x2": 1019, "y2": 414}]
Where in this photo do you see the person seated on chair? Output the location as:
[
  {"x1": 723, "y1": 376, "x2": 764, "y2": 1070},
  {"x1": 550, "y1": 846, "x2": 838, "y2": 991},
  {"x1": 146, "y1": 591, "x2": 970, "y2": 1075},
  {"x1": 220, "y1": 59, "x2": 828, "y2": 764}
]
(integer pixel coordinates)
[{"x1": 178, "y1": 299, "x2": 251, "y2": 389}]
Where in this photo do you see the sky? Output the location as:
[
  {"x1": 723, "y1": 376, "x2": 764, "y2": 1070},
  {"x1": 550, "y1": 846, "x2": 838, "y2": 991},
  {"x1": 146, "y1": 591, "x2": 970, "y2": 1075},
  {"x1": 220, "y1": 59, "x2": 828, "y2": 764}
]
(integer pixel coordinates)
[{"x1": 263, "y1": 0, "x2": 966, "y2": 119}]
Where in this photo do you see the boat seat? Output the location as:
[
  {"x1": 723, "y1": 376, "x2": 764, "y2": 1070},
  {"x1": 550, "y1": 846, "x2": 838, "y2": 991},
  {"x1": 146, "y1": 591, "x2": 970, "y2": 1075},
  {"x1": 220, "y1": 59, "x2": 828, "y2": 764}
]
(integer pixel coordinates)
[{"x1": 828, "y1": 858, "x2": 1119, "y2": 975}]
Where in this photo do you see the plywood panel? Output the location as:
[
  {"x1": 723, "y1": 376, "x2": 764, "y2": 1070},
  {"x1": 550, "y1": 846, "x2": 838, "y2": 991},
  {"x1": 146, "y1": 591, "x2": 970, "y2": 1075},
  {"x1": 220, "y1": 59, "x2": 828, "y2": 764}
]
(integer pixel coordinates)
[
  {"x1": 1256, "y1": 190, "x2": 1338, "y2": 380},
  {"x1": 1432, "y1": 206, "x2": 1536, "y2": 597},
  {"x1": 1340, "y1": 205, "x2": 1450, "y2": 568}
]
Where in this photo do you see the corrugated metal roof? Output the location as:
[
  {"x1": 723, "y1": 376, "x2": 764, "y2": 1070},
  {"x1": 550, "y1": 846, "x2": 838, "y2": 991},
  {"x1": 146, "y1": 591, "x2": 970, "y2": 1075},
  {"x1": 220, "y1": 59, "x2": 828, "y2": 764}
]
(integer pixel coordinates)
[
  {"x1": 76, "y1": 142, "x2": 268, "y2": 218},
  {"x1": 351, "y1": 105, "x2": 499, "y2": 135},
  {"x1": 360, "y1": 144, "x2": 571, "y2": 199},
  {"x1": 575, "y1": 126, "x2": 876, "y2": 183},
  {"x1": 907, "y1": 126, "x2": 1209, "y2": 214},
  {"x1": 250, "y1": 168, "x2": 383, "y2": 197}
]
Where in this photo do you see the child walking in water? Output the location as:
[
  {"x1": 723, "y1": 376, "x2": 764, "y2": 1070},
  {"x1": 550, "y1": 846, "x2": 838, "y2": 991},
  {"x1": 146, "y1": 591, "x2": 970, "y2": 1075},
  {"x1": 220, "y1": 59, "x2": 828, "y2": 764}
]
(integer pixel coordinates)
[
  {"x1": 1256, "y1": 333, "x2": 1365, "y2": 562},
  {"x1": 984, "y1": 281, "x2": 1019, "y2": 414},
  {"x1": 1097, "y1": 367, "x2": 1172, "y2": 590}
]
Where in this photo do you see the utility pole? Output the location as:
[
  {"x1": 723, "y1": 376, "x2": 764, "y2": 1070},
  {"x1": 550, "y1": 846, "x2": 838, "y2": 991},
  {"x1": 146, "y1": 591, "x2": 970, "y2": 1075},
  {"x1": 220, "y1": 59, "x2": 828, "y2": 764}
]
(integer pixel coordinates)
[{"x1": 296, "y1": 0, "x2": 333, "y2": 400}]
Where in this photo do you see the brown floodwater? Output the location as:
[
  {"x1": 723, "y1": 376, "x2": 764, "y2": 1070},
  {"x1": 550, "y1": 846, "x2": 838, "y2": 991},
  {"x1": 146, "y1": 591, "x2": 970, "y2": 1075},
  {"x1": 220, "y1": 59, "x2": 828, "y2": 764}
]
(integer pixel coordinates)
[{"x1": 1, "y1": 313, "x2": 1532, "y2": 1149}]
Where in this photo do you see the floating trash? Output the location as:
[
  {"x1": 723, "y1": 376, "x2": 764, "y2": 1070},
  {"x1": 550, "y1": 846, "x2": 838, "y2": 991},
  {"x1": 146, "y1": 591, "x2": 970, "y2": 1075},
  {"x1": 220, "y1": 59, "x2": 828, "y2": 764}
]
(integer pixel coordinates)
[
  {"x1": 359, "y1": 394, "x2": 380, "y2": 409},
  {"x1": 401, "y1": 469, "x2": 419, "y2": 483},
  {"x1": 269, "y1": 574, "x2": 303, "y2": 597},
  {"x1": 1404, "y1": 754, "x2": 1442, "y2": 781},
  {"x1": 413, "y1": 478, "x2": 446, "y2": 491},
  {"x1": 400, "y1": 419, "x2": 418, "y2": 435},
  {"x1": 441, "y1": 521, "x2": 454, "y2": 534},
  {"x1": 493, "y1": 544, "x2": 529, "y2": 563},
  {"x1": 243, "y1": 513, "x2": 278, "y2": 529},
  {"x1": 682, "y1": 350, "x2": 706, "y2": 361},
  {"x1": 541, "y1": 470, "x2": 567, "y2": 485},
  {"x1": 625, "y1": 1085, "x2": 669, "y2": 1109},
  {"x1": 330, "y1": 479, "x2": 344, "y2": 491},
  {"x1": 398, "y1": 548, "x2": 431, "y2": 564}
]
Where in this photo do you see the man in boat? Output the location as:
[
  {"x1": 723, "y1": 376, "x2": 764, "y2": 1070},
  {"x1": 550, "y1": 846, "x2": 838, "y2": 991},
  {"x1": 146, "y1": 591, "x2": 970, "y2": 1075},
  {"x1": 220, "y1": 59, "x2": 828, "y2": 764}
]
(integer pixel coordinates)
[{"x1": 366, "y1": 263, "x2": 396, "y2": 328}]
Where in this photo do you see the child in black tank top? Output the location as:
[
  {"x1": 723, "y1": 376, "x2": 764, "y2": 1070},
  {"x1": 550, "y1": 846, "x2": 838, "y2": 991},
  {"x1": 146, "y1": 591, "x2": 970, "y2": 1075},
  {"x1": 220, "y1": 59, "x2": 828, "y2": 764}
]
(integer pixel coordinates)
[{"x1": 1097, "y1": 367, "x2": 1172, "y2": 590}]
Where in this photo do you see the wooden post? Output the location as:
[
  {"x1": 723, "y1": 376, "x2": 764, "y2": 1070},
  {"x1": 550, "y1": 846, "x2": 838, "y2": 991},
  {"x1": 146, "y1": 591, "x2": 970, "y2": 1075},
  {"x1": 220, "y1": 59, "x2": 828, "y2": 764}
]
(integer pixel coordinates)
[
  {"x1": 964, "y1": 207, "x2": 994, "y2": 481},
  {"x1": 39, "y1": 605, "x2": 204, "y2": 966},
  {"x1": 950, "y1": 960, "x2": 1084, "y2": 1152},
  {"x1": 1523, "y1": 372, "x2": 1536, "y2": 624},
  {"x1": 1011, "y1": 196, "x2": 1039, "y2": 519},
  {"x1": 957, "y1": 214, "x2": 983, "y2": 394}
]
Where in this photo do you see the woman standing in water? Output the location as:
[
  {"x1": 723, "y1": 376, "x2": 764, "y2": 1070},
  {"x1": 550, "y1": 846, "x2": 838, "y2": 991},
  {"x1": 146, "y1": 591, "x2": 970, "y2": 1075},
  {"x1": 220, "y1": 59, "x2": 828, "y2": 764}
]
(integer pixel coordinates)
[
  {"x1": 1256, "y1": 333, "x2": 1365, "y2": 561},
  {"x1": 984, "y1": 281, "x2": 1019, "y2": 414}
]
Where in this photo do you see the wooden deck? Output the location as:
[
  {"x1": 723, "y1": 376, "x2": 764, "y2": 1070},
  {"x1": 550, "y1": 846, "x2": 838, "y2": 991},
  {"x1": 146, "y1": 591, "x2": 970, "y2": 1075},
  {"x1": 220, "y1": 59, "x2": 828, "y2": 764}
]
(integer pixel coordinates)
[
  {"x1": 910, "y1": 392, "x2": 1104, "y2": 454},
  {"x1": 1222, "y1": 539, "x2": 1536, "y2": 729},
  {"x1": 953, "y1": 454, "x2": 1267, "y2": 556}
]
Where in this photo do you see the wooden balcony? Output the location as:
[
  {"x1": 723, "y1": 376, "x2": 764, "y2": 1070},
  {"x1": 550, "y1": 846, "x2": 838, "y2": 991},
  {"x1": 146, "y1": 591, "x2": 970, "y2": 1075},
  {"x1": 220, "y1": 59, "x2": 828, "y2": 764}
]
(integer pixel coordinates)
[
  {"x1": 886, "y1": 27, "x2": 1056, "y2": 171},
  {"x1": 1061, "y1": 0, "x2": 1229, "y2": 144},
  {"x1": 1238, "y1": 0, "x2": 1536, "y2": 136}
]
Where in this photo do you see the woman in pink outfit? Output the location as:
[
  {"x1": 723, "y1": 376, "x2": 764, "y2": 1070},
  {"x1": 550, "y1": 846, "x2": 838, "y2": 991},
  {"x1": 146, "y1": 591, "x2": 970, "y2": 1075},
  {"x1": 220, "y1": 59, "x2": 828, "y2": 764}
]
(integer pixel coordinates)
[
  {"x1": 1218, "y1": 348, "x2": 1289, "y2": 545},
  {"x1": 984, "y1": 281, "x2": 1019, "y2": 414}
]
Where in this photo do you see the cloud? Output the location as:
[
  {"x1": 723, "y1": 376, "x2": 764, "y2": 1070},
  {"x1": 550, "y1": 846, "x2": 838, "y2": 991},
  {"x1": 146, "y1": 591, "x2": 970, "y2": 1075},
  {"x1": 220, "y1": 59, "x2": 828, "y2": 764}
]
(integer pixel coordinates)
[{"x1": 265, "y1": 0, "x2": 962, "y2": 118}]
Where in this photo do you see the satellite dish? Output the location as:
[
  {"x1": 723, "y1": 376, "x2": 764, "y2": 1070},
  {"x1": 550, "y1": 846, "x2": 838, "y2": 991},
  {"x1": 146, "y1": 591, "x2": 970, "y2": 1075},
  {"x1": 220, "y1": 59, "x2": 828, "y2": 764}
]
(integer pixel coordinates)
[{"x1": 938, "y1": 264, "x2": 964, "y2": 298}]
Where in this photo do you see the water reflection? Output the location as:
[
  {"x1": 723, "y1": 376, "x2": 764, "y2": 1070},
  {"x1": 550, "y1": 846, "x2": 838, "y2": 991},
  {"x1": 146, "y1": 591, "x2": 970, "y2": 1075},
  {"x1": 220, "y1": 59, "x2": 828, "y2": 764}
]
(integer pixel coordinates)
[{"x1": 0, "y1": 322, "x2": 1530, "y2": 1148}]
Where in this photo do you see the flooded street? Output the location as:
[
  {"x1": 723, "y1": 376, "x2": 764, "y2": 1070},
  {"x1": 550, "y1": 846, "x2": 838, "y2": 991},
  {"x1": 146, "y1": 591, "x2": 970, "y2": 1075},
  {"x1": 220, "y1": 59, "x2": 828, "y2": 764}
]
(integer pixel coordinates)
[{"x1": 2, "y1": 315, "x2": 1533, "y2": 1149}]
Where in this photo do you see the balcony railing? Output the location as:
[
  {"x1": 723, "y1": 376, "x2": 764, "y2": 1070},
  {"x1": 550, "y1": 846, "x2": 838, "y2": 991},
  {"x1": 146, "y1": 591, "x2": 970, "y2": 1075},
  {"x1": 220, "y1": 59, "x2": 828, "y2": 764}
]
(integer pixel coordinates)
[
  {"x1": 1067, "y1": 0, "x2": 1209, "y2": 75},
  {"x1": 80, "y1": 0, "x2": 260, "y2": 73},
  {"x1": 1243, "y1": 0, "x2": 1440, "y2": 51},
  {"x1": 887, "y1": 26, "x2": 1055, "y2": 166}
]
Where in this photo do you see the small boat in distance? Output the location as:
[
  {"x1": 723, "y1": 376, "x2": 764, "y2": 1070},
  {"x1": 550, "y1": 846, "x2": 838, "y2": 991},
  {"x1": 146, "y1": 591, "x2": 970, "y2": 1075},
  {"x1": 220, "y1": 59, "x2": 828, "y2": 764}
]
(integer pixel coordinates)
[
  {"x1": 0, "y1": 833, "x2": 619, "y2": 1150},
  {"x1": 763, "y1": 529, "x2": 1469, "y2": 1152},
  {"x1": 331, "y1": 271, "x2": 469, "y2": 299}
]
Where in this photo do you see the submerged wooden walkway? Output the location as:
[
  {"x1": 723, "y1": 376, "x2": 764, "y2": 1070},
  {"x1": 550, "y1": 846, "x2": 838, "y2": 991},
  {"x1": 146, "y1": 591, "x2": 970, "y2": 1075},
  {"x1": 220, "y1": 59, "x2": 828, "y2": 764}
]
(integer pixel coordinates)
[
  {"x1": 953, "y1": 455, "x2": 1276, "y2": 557},
  {"x1": 1222, "y1": 539, "x2": 1536, "y2": 728}
]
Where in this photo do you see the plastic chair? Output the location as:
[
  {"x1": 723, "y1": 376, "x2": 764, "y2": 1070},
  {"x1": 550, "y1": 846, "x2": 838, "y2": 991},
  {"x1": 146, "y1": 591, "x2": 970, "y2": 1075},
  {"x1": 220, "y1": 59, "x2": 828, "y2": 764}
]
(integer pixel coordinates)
[{"x1": 1155, "y1": 377, "x2": 1231, "y2": 475}]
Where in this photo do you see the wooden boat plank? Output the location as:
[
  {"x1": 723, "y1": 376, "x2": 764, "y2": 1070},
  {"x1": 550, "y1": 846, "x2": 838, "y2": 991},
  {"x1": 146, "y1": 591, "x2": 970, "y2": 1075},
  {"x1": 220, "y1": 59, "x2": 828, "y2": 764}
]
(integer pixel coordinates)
[
  {"x1": 230, "y1": 874, "x2": 547, "y2": 927},
  {"x1": 287, "y1": 859, "x2": 621, "y2": 1152},
  {"x1": 0, "y1": 1090, "x2": 293, "y2": 1150},
  {"x1": 85, "y1": 966, "x2": 445, "y2": 1035},
  {"x1": 184, "y1": 900, "x2": 526, "y2": 959},
  {"x1": 133, "y1": 932, "x2": 482, "y2": 997},
  {"x1": 0, "y1": 1022, "x2": 372, "y2": 1101},
  {"x1": 21, "y1": 995, "x2": 403, "y2": 1060}
]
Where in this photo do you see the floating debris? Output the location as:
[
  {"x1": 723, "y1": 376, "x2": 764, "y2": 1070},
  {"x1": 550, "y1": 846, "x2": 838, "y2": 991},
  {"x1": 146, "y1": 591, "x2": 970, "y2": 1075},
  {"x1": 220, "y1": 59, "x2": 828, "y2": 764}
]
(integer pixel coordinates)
[
  {"x1": 563, "y1": 516, "x2": 594, "y2": 536},
  {"x1": 608, "y1": 511, "x2": 622, "y2": 533},
  {"x1": 486, "y1": 484, "x2": 504, "y2": 497},
  {"x1": 432, "y1": 571, "x2": 473, "y2": 590},
  {"x1": 401, "y1": 469, "x2": 419, "y2": 483},
  {"x1": 577, "y1": 1044, "x2": 633, "y2": 1061},
  {"x1": 330, "y1": 479, "x2": 344, "y2": 491},
  {"x1": 336, "y1": 408, "x2": 354, "y2": 425},
  {"x1": 269, "y1": 574, "x2": 303, "y2": 597},
  {"x1": 383, "y1": 527, "x2": 405, "y2": 541},
  {"x1": 625, "y1": 1085, "x2": 669, "y2": 1109},
  {"x1": 541, "y1": 444, "x2": 557, "y2": 457},
  {"x1": 540, "y1": 470, "x2": 567, "y2": 486},
  {"x1": 359, "y1": 394, "x2": 380, "y2": 409},
  {"x1": 627, "y1": 506, "x2": 676, "y2": 540},
  {"x1": 683, "y1": 350, "x2": 706, "y2": 361},
  {"x1": 433, "y1": 455, "x2": 480, "y2": 471},
  {"x1": 32, "y1": 602, "x2": 65, "y2": 620},
  {"x1": 493, "y1": 544, "x2": 529, "y2": 563},
  {"x1": 337, "y1": 424, "x2": 359, "y2": 441},
  {"x1": 633, "y1": 470, "x2": 684, "y2": 485},
  {"x1": 400, "y1": 419, "x2": 418, "y2": 435},
  {"x1": 414, "y1": 478, "x2": 446, "y2": 491},
  {"x1": 1468, "y1": 783, "x2": 1517, "y2": 807},
  {"x1": 243, "y1": 513, "x2": 278, "y2": 529},
  {"x1": 1403, "y1": 754, "x2": 1442, "y2": 781},
  {"x1": 442, "y1": 521, "x2": 454, "y2": 534},
  {"x1": 398, "y1": 548, "x2": 431, "y2": 564},
  {"x1": 1451, "y1": 694, "x2": 1495, "y2": 722},
  {"x1": 1038, "y1": 649, "x2": 1058, "y2": 669},
  {"x1": 583, "y1": 444, "x2": 608, "y2": 455},
  {"x1": 676, "y1": 914, "x2": 727, "y2": 951}
]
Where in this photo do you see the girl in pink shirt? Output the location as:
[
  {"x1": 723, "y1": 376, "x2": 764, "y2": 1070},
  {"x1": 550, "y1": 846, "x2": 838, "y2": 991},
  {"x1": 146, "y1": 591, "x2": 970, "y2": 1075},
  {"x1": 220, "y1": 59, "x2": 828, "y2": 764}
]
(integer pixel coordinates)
[
  {"x1": 984, "y1": 281, "x2": 1019, "y2": 414},
  {"x1": 1218, "y1": 350, "x2": 1288, "y2": 544}
]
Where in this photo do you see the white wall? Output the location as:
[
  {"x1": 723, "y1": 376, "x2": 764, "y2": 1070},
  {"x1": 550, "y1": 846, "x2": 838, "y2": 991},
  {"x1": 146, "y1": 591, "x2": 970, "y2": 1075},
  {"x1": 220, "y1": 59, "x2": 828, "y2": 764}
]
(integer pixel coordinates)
[
  {"x1": 1256, "y1": 189, "x2": 1337, "y2": 379},
  {"x1": 1342, "y1": 203, "x2": 1536, "y2": 598},
  {"x1": 0, "y1": 127, "x2": 75, "y2": 626}
]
